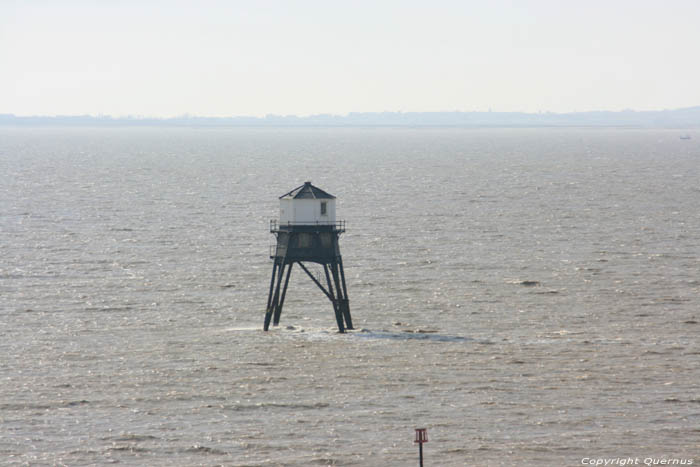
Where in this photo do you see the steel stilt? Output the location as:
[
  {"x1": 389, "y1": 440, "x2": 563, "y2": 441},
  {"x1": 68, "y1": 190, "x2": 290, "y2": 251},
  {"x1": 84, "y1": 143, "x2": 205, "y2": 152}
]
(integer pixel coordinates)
[
  {"x1": 273, "y1": 262, "x2": 293, "y2": 326},
  {"x1": 334, "y1": 259, "x2": 353, "y2": 329},
  {"x1": 269, "y1": 261, "x2": 286, "y2": 327},
  {"x1": 263, "y1": 262, "x2": 279, "y2": 331},
  {"x1": 324, "y1": 263, "x2": 345, "y2": 333}
]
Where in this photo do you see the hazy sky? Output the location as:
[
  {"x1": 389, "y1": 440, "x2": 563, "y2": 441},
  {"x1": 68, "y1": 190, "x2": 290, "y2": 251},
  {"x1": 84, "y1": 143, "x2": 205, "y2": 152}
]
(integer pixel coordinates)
[{"x1": 2, "y1": 0, "x2": 700, "y2": 117}]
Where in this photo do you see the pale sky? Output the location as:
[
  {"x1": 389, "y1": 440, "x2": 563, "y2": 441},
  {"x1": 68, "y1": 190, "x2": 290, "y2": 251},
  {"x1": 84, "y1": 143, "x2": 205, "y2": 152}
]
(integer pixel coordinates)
[{"x1": 2, "y1": 0, "x2": 699, "y2": 117}]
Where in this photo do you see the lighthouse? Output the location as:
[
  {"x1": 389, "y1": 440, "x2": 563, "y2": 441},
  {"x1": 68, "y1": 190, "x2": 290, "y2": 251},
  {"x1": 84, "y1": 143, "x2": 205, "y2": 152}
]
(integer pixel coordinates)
[{"x1": 264, "y1": 181, "x2": 353, "y2": 333}]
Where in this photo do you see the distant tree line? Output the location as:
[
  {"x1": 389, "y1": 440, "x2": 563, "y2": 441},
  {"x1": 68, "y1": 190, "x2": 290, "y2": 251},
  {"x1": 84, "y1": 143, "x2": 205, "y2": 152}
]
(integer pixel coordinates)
[{"x1": 1, "y1": 107, "x2": 700, "y2": 127}]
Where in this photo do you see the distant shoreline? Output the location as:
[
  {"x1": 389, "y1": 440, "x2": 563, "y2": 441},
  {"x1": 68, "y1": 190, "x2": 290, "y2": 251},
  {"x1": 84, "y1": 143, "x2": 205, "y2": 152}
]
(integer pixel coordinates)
[{"x1": 2, "y1": 107, "x2": 700, "y2": 128}]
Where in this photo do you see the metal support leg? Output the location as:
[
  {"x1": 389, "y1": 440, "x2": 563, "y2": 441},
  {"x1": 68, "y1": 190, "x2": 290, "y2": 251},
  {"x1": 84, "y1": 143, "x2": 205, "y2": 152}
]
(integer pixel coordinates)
[
  {"x1": 336, "y1": 258, "x2": 353, "y2": 329},
  {"x1": 324, "y1": 263, "x2": 344, "y2": 333},
  {"x1": 269, "y1": 262, "x2": 286, "y2": 327},
  {"x1": 263, "y1": 262, "x2": 279, "y2": 331},
  {"x1": 298, "y1": 262, "x2": 332, "y2": 300},
  {"x1": 330, "y1": 261, "x2": 351, "y2": 330},
  {"x1": 273, "y1": 262, "x2": 293, "y2": 326}
]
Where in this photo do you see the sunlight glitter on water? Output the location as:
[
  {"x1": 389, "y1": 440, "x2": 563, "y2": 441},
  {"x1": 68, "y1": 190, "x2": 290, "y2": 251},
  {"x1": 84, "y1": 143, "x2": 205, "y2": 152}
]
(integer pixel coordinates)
[{"x1": 1, "y1": 127, "x2": 699, "y2": 465}]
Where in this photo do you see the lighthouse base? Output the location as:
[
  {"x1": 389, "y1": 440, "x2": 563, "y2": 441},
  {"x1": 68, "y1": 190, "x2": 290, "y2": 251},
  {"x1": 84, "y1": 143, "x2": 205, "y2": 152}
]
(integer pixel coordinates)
[{"x1": 263, "y1": 258, "x2": 352, "y2": 333}]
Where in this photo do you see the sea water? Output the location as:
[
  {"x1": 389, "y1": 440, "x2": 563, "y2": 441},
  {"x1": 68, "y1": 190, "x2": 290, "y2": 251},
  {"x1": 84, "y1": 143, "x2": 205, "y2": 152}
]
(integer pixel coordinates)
[{"x1": 1, "y1": 127, "x2": 698, "y2": 465}]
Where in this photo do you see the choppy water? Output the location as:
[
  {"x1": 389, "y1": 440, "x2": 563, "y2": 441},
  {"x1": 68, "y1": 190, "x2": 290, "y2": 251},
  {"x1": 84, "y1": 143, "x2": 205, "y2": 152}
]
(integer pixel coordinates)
[{"x1": 1, "y1": 127, "x2": 699, "y2": 466}]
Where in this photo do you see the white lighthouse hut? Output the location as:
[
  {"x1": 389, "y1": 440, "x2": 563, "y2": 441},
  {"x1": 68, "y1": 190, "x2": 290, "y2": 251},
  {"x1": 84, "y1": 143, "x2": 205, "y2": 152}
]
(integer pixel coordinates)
[
  {"x1": 265, "y1": 181, "x2": 352, "y2": 332},
  {"x1": 279, "y1": 181, "x2": 336, "y2": 226}
]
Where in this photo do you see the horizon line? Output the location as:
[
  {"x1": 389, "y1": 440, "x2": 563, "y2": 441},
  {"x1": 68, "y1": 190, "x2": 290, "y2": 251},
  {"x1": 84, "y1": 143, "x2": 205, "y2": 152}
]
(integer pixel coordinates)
[{"x1": 3, "y1": 105, "x2": 700, "y2": 120}]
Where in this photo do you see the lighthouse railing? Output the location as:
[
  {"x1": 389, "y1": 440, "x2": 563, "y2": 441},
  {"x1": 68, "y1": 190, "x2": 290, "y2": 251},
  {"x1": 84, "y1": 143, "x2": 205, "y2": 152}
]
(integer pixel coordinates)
[{"x1": 270, "y1": 219, "x2": 345, "y2": 233}]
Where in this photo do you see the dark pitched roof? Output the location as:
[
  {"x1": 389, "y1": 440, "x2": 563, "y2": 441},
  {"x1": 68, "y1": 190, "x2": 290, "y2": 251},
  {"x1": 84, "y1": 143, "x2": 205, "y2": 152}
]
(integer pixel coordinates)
[{"x1": 279, "y1": 181, "x2": 336, "y2": 199}]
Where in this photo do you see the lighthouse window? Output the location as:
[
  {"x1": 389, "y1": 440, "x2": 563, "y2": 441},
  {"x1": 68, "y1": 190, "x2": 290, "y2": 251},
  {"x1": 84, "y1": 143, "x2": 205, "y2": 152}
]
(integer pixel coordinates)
[
  {"x1": 297, "y1": 233, "x2": 312, "y2": 248},
  {"x1": 321, "y1": 233, "x2": 332, "y2": 248},
  {"x1": 320, "y1": 201, "x2": 327, "y2": 216}
]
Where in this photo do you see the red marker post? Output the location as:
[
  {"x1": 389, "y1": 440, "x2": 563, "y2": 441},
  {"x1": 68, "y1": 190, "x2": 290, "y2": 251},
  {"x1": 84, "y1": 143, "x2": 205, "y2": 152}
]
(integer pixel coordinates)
[{"x1": 414, "y1": 428, "x2": 428, "y2": 466}]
